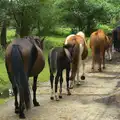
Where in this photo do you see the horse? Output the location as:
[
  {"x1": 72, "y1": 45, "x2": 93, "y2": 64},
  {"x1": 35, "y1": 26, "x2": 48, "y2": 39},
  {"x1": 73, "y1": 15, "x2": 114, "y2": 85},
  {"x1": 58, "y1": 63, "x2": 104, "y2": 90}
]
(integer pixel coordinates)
[
  {"x1": 48, "y1": 44, "x2": 74, "y2": 101},
  {"x1": 90, "y1": 29, "x2": 111, "y2": 72},
  {"x1": 64, "y1": 31, "x2": 88, "y2": 89},
  {"x1": 112, "y1": 26, "x2": 120, "y2": 52},
  {"x1": 5, "y1": 36, "x2": 45, "y2": 119},
  {"x1": 105, "y1": 33, "x2": 113, "y2": 61}
]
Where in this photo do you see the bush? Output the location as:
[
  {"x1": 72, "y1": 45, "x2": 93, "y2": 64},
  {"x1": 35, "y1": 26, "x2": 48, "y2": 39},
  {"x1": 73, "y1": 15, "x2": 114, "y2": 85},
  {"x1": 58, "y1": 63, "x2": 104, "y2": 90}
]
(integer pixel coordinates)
[
  {"x1": 96, "y1": 24, "x2": 112, "y2": 33},
  {"x1": 0, "y1": 45, "x2": 5, "y2": 60},
  {"x1": 44, "y1": 36, "x2": 65, "y2": 50}
]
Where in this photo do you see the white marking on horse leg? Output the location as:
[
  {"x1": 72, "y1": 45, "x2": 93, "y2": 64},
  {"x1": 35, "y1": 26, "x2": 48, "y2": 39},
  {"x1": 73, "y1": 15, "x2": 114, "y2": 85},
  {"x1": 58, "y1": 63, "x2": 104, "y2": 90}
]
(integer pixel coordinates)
[
  {"x1": 77, "y1": 44, "x2": 84, "y2": 84},
  {"x1": 81, "y1": 60, "x2": 85, "y2": 77},
  {"x1": 51, "y1": 89, "x2": 54, "y2": 99},
  {"x1": 109, "y1": 48, "x2": 112, "y2": 60},
  {"x1": 76, "y1": 68, "x2": 80, "y2": 84},
  {"x1": 70, "y1": 80, "x2": 74, "y2": 89},
  {"x1": 55, "y1": 92, "x2": 59, "y2": 101}
]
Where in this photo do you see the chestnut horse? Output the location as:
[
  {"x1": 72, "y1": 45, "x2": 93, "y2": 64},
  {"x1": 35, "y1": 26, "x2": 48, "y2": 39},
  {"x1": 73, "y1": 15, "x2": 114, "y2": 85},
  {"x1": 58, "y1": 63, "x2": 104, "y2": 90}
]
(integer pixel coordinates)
[
  {"x1": 5, "y1": 36, "x2": 45, "y2": 119},
  {"x1": 90, "y1": 29, "x2": 111, "y2": 72},
  {"x1": 64, "y1": 31, "x2": 88, "y2": 88}
]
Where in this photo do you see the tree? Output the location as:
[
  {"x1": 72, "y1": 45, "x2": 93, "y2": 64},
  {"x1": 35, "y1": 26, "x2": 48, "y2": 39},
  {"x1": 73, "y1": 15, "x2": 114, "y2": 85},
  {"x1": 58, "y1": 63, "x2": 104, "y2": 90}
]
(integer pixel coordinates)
[
  {"x1": 55, "y1": 0, "x2": 120, "y2": 35},
  {"x1": 0, "y1": 0, "x2": 10, "y2": 48}
]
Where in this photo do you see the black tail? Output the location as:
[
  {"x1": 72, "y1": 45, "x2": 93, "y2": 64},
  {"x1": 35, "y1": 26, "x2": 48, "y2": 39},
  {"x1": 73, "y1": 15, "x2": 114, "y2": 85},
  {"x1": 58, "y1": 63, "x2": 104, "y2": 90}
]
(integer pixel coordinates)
[
  {"x1": 48, "y1": 48, "x2": 57, "y2": 73},
  {"x1": 11, "y1": 45, "x2": 31, "y2": 110}
]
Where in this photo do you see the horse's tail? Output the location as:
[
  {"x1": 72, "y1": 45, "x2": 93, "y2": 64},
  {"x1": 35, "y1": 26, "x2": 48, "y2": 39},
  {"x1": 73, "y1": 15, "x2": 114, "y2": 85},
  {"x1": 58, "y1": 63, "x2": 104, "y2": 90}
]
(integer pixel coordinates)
[
  {"x1": 48, "y1": 48, "x2": 57, "y2": 73},
  {"x1": 70, "y1": 43, "x2": 83, "y2": 80},
  {"x1": 11, "y1": 45, "x2": 31, "y2": 110},
  {"x1": 94, "y1": 35, "x2": 101, "y2": 63}
]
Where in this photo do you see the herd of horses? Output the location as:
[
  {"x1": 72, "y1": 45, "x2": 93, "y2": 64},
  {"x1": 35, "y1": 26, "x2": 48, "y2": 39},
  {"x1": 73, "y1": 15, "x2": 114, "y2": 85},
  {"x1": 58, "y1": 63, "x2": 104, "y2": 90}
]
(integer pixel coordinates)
[{"x1": 4, "y1": 27, "x2": 120, "y2": 118}]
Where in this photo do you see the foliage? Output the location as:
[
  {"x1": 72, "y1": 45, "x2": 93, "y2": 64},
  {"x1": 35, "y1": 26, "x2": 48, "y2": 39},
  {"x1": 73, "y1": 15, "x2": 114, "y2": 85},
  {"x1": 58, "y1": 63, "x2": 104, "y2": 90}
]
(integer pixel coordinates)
[{"x1": 54, "y1": 0, "x2": 120, "y2": 35}]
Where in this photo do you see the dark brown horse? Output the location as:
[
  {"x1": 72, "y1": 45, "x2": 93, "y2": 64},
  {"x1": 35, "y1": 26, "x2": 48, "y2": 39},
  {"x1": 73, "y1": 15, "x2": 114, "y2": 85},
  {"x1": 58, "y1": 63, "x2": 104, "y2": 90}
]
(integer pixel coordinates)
[
  {"x1": 64, "y1": 31, "x2": 88, "y2": 88},
  {"x1": 112, "y1": 26, "x2": 120, "y2": 52},
  {"x1": 5, "y1": 36, "x2": 45, "y2": 119},
  {"x1": 48, "y1": 44, "x2": 74, "y2": 101},
  {"x1": 90, "y1": 29, "x2": 111, "y2": 72}
]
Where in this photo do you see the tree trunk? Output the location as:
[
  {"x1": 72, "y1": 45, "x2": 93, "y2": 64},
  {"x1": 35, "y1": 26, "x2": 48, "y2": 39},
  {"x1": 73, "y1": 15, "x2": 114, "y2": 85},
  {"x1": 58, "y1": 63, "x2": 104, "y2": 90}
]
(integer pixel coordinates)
[
  {"x1": 0, "y1": 21, "x2": 7, "y2": 48},
  {"x1": 19, "y1": 25, "x2": 30, "y2": 38},
  {"x1": 15, "y1": 26, "x2": 20, "y2": 37},
  {"x1": 86, "y1": 20, "x2": 91, "y2": 36}
]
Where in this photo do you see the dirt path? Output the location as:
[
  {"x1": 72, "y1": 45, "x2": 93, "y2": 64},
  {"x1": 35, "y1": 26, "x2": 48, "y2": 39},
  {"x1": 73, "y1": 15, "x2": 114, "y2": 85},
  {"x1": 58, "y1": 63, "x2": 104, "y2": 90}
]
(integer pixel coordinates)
[{"x1": 1, "y1": 52, "x2": 120, "y2": 120}]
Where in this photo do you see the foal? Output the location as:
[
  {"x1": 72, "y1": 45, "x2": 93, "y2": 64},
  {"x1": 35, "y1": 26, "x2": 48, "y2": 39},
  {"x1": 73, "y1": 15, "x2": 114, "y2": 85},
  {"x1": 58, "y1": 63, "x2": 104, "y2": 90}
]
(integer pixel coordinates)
[{"x1": 48, "y1": 44, "x2": 74, "y2": 101}]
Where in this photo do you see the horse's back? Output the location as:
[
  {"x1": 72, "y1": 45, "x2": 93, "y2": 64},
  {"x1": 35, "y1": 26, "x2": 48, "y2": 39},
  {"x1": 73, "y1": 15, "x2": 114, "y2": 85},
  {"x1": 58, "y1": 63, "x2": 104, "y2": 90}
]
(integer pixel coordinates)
[
  {"x1": 5, "y1": 37, "x2": 45, "y2": 76},
  {"x1": 90, "y1": 30, "x2": 106, "y2": 49},
  {"x1": 64, "y1": 34, "x2": 76, "y2": 45},
  {"x1": 5, "y1": 38, "x2": 33, "y2": 73}
]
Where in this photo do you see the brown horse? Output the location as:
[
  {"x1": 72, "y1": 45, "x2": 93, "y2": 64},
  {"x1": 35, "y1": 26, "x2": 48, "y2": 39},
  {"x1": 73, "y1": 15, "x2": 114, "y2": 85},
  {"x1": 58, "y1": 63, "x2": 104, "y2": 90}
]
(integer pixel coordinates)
[
  {"x1": 90, "y1": 29, "x2": 111, "y2": 72},
  {"x1": 5, "y1": 36, "x2": 45, "y2": 119},
  {"x1": 64, "y1": 31, "x2": 88, "y2": 88}
]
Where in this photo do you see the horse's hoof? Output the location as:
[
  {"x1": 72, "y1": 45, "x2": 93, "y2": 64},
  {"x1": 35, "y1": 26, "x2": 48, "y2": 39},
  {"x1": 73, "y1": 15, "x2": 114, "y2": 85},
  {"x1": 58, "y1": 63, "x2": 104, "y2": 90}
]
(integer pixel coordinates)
[
  {"x1": 67, "y1": 92, "x2": 71, "y2": 96},
  {"x1": 81, "y1": 75, "x2": 85, "y2": 80},
  {"x1": 103, "y1": 66, "x2": 106, "y2": 69},
  {"x1": 55, "y1": 98, "x2": 59, "y2": 101},
  {"x1": 15, "y1": 108, "x2": 19, "y2": 114},
  {"x1": 98, "y1": 68, "x2": 102, "y2": 72},
  {"x1": 50, "y1": 96, "x2": 54, "y2": 100},
  {"x1": 69, "y1": 86, "x2": 73, "y2": 89},
  {"x1": 34, "y1": 101, "x2": 40, "y2": 107},
  {"x1": 19, "y1": 113, "x2": 25, "y2": 119},
  {"x1": 67, "y1": 90, "x2": 71, "y2": 95},
  {"x1": 55, "y1": 96, "x2": 59, "y2": 101},
  {"x1": 91, "y1": 68, "x2": 94, "y2": 72},
  {"x1": 59, "y1": 95, "x2": 62, "y2": 99}
]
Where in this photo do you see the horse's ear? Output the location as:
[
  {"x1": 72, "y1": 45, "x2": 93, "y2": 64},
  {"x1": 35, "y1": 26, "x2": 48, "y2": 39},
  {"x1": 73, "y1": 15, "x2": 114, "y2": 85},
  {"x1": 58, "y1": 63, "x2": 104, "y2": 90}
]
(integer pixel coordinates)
[
  {"x1": 63, "y1": 44, "x2": 68, "y2": 48},
  {"x1": 41, "y1": 37, "x2": 46, "y2": 43}
]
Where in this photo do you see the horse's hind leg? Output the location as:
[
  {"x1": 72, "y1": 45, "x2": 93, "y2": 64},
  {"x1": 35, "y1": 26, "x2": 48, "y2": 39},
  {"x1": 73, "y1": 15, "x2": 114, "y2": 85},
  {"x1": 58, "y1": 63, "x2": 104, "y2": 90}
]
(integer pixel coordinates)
[
  {"x1": 103, "y1": 51, "x2": 106, "y2": 69},
  {"x1": 81, "y1": 60, "x2": 85, "y2": 80},
  {"x1": 55, "y1": 71, "x2": 60, "y2": 101},
  {"x1": 7, "y1": 72, "x2": 19, "y2": 113},
  {"x1": 13, "y1": 86, "x2": 19, "y2": 114},
  {"x1": 32, "y1": 75, "x2": 40, "y2": 106},
  {"x1": 19, "y1": 87, "x2": 25, "y2": 118},
  {"x1": 59, "y1": 71, "x2": 63, "y2": 99},
  {"x1": 5, "y1": 62, "x2": 19, "y2": 114},
  {"x1": 50, "y1": 72, "x2": 54, "y2": 100},
  {"x1": 66, "y1": 67, "x2": 71, "y2": 95}
]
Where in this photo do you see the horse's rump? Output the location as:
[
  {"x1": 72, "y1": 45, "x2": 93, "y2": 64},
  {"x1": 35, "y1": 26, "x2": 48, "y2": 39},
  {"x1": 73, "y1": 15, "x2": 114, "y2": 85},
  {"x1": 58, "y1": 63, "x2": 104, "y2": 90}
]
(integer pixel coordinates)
[
  {"x1": 5, "y1": 36, "x2": 45, "y2": 77},
  {"x1": 90, "y1": 30, "x2": 106, "y2": 62}
]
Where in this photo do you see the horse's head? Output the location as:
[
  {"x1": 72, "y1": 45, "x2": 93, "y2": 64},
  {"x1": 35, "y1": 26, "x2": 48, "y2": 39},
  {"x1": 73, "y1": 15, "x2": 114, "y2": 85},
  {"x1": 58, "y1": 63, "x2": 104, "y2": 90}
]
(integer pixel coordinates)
[{"x1": 34, "y1": 36, "x2": 45, "y2": 50}]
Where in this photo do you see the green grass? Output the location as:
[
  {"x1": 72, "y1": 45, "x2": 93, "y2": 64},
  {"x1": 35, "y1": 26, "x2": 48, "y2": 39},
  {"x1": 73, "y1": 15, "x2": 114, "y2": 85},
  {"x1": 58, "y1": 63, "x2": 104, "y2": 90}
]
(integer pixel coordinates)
[
  {"x1": 7, "y1": 29, "x2": 16, "y2": 42},
  {"x1": 0, "y1": 98, "x2": 6, "y2": 104}
]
